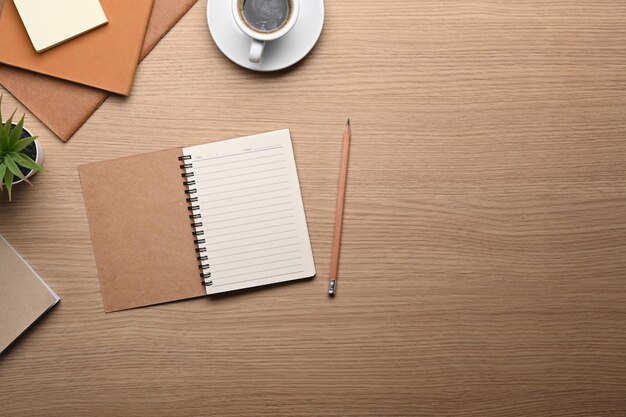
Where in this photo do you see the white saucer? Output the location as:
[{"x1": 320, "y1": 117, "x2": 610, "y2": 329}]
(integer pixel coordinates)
[{"x1": 207, "y1": 0, "x2": 324, "y2": 72}]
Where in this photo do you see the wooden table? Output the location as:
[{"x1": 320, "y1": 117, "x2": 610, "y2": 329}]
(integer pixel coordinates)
[{"x1": 2, "y1": 1, "x2": 626, "y2": 415}]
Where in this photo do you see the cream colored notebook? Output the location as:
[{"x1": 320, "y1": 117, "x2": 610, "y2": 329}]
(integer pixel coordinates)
[
  {"x1": 0, "y1": 235, "x2": 60, "y2": 353},
  {"x1": 182, "y1": 129, "x2": 316, "y2": 294},
  {"x1": 14, "y1": 0, "x2": 108, "y2": 53}
]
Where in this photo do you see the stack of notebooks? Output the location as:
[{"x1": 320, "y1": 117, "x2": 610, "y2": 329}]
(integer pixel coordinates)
[
  {"x1": 0, "y1": 0, "x2": 153, "y2": 95},
  {"x1": 0, "y1": 0, "x2": 198, "y2": 141}
]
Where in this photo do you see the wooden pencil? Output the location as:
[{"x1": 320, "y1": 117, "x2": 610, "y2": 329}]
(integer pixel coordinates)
[{"x1": 328, "y1": 119, "x2": 351, "y2": 296}]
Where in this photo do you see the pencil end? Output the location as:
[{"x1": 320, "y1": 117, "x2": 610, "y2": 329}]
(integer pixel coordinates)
[
  {"x1": 328, "y1": 279, "x2": 336, "y2": 296},
  {"x1": 346, "y1": 118, "x2": 350, "y2": 126}
]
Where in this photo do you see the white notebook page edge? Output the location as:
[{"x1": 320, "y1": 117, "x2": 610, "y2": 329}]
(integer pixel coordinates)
[{"x1": 182, "y1": 129, "x2": 316, "y2": 294}]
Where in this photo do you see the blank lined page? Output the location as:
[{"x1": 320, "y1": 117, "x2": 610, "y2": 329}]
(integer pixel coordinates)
[{"x1": 182, "y1": 129, "x2": 316, "y2": 295}]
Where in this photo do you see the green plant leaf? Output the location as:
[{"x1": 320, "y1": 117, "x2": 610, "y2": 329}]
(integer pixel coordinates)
[
  {"x1": 1, "y1": 109, "x2": 16, "y2": 148},
  {"x1": 11, "y1": 152, "x2": 43, "y2": 172},
  {"x1": 0, "y1": 93, "x2": 3, "y2": 127},
  {"x1": 0, "y1": 127, "x2": 9, "y2": 154},
  {"x1": 4, "y1": 155, "x2": 29, "y2": 184},
  {"x1": 4, "y1": 165, "x2": 13, "y2": 201},
  {"x1": 0, "y1": 163, "x2": 5, "y2": 191},
  {"x1": 10, "y1": 136, "x2": 38, "y2": 153},
  {"x1": 2, "y1": 109, "x2": 15, "y2": 135},
  {"x1": 9, "y1": 114, "x2": 25, "y2": 145},
  {"x1": 0, "y1": 128, "x2": 7, "y2": 153}
]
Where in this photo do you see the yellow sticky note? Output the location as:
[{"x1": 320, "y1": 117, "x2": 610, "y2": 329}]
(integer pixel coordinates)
[{"x1": 13, "y1": 0, "x2": 108, "y2": 53}]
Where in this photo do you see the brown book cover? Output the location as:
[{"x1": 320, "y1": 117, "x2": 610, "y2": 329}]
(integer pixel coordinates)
[
  {"x1": 0, "y1": 235, "x2": 60, "y2": 353},
  {"x1": 0, "y1": 0, "x2": 154, "y2": 95},
  {"x1": 79, "y1": 148, "x2": 206, "y2": 312},
  {"x1": 0, "y1": 0, "x2": 197, "y2": 141}
]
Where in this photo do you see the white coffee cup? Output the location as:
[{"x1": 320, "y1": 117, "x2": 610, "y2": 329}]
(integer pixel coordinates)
[{"x1": 232, "y1": 0, "x2": 300, "y2": 63}]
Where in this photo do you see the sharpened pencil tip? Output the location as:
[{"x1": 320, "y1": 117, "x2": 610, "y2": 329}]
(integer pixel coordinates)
[{"x1": 347, "y1": 118, "x2": 350, "y2": 126}]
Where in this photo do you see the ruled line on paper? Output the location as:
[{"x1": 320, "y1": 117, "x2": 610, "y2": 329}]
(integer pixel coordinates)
[
  {"x1": 196, "y1": 152, "x2": 285, "y2": 168},
  {"x1": 212, "y1": 257, "x2": 303, "y2": 275},
  {"x1": 193, "y1": 159, "x2": 285, "y2": 176},
  {"x1": 207, "y1": 236, "x2": 300, "y2": 253},
  {"x1": 207, "y1": 195, "x2": 291, "y2": 211},
  {"x1": 203, "y1": 195, "x2": 291, "y2": 211},
  {"x1": 207, "y1": 222, "x2": 297, "y2": 239},
  {"x1": 194, "y1": 166, "x2": 287, "y2": 182},
  {"x1": 190, "y1": 145, "x2": 283, "y2": 163},
  {"x1": 214, "y1": 249, "x2": 301, "y2": 266},
  {"x1": 211, "y1": 243, "x2": 301, "y2": 259},
  {"x1": 214, "y1": 250, "x2": 301, "y2": 266},
  {"x1": 196, "y1": 181, "x2": 290, "y2": 197},
  {"x1": 210, "y1": 229, "x2": 297, "y2": 246},
  {"x1": 197, "y1": 208, "x2": 294, "y2": 223},
  {"x1": 195, "y1": 174, "x2": 289, "y2": 190},
  {"x1": 204, "y1": 215, "x2": 295, "y2": 232},
  {"x1": 211, "y1": 270, "x2": 306, "y2": 288},
  {"x1": 207, "y1": 202, "x2": 293, "y2": 218},
  {"x1": 206, "y1": 188, "x2": 292, "y2": 204},
  {"x1": 193, "y1": 166, "x2": 287, "y2": 183},
  {"x1": 215, "y1": 264, "x2": 303, "y2": 280}
]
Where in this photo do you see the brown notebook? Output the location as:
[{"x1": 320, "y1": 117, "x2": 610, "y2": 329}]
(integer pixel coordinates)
[
  {"x1": 0, "y1": 0, "x2": 197, "y2": 141},
  {"x1": 80, "y1": 130, "x2": 316, "y2": 312},
  {"x1": 0, "y1": 0, "x2": 154, "y2": 95},
  {"x1": 0, "y1": 235, "x2": 60, "y2": 354}
]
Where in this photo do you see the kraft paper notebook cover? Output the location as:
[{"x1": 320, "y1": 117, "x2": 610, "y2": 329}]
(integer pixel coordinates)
[
  {"x1": 80, "y1": 130, "x2": 316, "y2": 312},
  {"x1": 0, "y1": 235, "x2": 60, "y2": 354},
  {"x1": 14, "y1": 0, "x2": 108, "y2": 53},
  {"x1": 0, "y1": 0, "x2": 197, "y2": 141},
  {"x1": 0, "y1": 0, "x2": 154, "y2": 95}
]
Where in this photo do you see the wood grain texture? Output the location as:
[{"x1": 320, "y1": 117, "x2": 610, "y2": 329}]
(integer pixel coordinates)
[{"x1": 1, "y1": 1, "x2": 626, "y2": 415}]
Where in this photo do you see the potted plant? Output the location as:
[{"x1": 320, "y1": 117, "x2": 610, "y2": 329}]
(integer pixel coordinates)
[{"x1": 0, "y1": 94, "x2": 44, "y2": 201}]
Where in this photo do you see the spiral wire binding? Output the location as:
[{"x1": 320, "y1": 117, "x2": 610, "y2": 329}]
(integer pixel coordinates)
[{"x1": 179, "y1": 155, "x2": 213, "y2": 287}]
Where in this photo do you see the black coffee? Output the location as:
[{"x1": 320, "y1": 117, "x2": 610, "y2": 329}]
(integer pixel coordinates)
[{"x1": 241, "y1": 0, "x2": 291, "y2": 33}]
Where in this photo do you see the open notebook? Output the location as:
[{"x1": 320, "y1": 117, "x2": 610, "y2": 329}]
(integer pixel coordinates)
[{"x1": 80, "y1": 129, "x2": 316, "y2": 312}]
